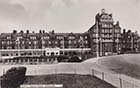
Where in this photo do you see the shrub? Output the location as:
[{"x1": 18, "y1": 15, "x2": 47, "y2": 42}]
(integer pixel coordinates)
[
  {"x1": 68, "y1": 56, "x2": 82, "y2": 62},
  {"x1": 1, "y1": 67, "x2": 27, "y2": 88},
  {"x1": 57, "y1": 55, "x2": 69, "y2": 62}
]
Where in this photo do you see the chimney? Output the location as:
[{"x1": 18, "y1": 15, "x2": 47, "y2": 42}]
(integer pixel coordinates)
[
  {"x1": 116, "y1": 21, "x2": 119, "y2": 25},
  {"x1": 42, "y1": 30, "x2": 45, "y2": 33},
  {"x1": 109, "y1": 13, "x2": 112, "y2": 17},
  {"x1": 26, "y1": 30, "x2": 29, "y2": 34},
  {"x1": 123, "y1": 29, "x2": 126, "y2": 33},
  {"x1": 101, "y1": 8, "x2": 106, "y2": 14},
  {"x1": 39, "y1": 30, "x2": 42, "y2": 33}
]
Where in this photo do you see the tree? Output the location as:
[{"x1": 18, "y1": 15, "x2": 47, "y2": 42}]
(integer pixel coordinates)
[{"x1": 1, "y1": 67, "x2": 27, "y2": 88}]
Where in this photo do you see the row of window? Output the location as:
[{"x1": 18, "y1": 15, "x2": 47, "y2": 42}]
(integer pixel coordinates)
[
  {"x1": 100, "y1": 19, "x2": 113, "y2": 23},
  {"x1": 101, "y1": 24, "x2": 113, "y2": 28},
  {"x1": 114, "y1": 34, "x2": 120, "y2": 38},
  {"x1": 2, "y1": 41, "x2": 38, "y2": 45},
  {"x1": 93, "y1": 39, "x2": 113, "y2": 42},
  {"x1": 92, "y1": 29, "x2": 113, "y2": 33},
  {"x1": 121, "y1": 40, "x2": 139, "y2": 43},
  {"x1": 114, "y1": 29, "x2": 121, "y2": 33},
  {"x1": 5, "y1": 35, "x2": 88, "y2": 41},
  {"x1": 2, "y1": 39, "x2": 88, "y2": 45},
  {"x1": 101, "y1": 34, "x2": 113, "y2": 38}
]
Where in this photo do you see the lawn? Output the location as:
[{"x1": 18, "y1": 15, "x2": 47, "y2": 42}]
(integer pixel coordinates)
[
  {"x1": 98, "y1": 54, "x2": 140, "y2": 79},
  {"x1": 24, "y1": 74, "x2": 116, "y2": 88}
]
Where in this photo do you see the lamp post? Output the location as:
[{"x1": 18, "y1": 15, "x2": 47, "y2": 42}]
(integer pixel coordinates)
[
  {"x1": 79, "y1": 36, "x2": 84, "y2": 60},
  {"x1": 99, "y1": 37, "x2": 102, "y2": 57},
  {"x1": 96, "y1": 21, "x2": 99, "y2": 57},
  {"x1": 131, "y1": 36, "x2": 134, "y2": 52},
  {"x1": 41, "y1": 39, "x2": 44, "y2": 56},
  {"x1": 116, "y1": 37, "x2": 119, "y2": 54},
  {"x1": 16, "y1": 38, "x2": 20, "y2": 56},
  {"x1": 62, "y1": 36, "x2": 65, "y2": 55}
]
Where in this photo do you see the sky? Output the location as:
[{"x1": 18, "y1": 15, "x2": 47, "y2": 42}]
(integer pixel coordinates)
[{"x1": 0, "y1": 0, "x2": 139, "y2": 33}]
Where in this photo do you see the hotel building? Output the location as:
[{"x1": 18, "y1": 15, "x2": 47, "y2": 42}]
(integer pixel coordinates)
[{"x1": 0, "y1": 9, "x2": 139, "y2": 64}]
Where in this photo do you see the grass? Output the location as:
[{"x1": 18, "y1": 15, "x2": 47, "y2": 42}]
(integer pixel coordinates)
[
  {"x1": 24, "y1": 74, "x2": 116, "y2": 88},
  {"x1": 98, "y1": 54, "x2": 140, "y2": 79}
]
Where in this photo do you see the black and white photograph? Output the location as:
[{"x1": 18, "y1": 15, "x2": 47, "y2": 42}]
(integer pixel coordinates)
[{"x1": 0, "y1": 0, "x2": 140, "y2": 88}]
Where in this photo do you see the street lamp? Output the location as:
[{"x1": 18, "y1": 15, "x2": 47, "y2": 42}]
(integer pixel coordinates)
[
  {"x1": 99, "y1": 37, "x2": 102, "y2": 56},
  {"x1": 96, "y1": 21, "x2": 99, "y2": 58},
  {"x1": 16, "y1": 38, "x2": 20, "y2": 56},
  {"x1": 79, "y1": 36, "x2": 84, "y2": 59},
  {"x1": 116, "y1": 38, "x2": 119, "y2": 54}
]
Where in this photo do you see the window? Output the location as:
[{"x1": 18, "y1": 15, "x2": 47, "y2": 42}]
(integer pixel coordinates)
[
  {"x1": 69, "y1": 41, "x2": 72, "y2": 44},
  {"x1": 29, "y1": 41, "x2": 31, "y2": 44},
  {"x1": 42, "y1": 41, "x2": 45, "y2": 44},
  {"x1": 85, "y1": 41, "x2": 88, "y2": 44},
  {"x1": 69, "y1": 36, "x2": 75, "y2": 39},
  {"x1": 49, "y1": 41, "x2": 51, "y2": 44},
  {"x1": 17, "y1": 36, "x2": 22, "y2": 40},
  {"x1": 61, "y1": 41, "x2": 64, "y2": 44},
  {"x1": 109, "y1": 24, "x2": 112, "y2": 28},
  {"x1": 7, "y1": 36, "x2": 11, "y2": 39},
  {"x1": 42, "y1": 36, "x2": 50, "y2": 40},
  {"x1": 102, "y1": 34, "x2": 104, "y2": 37},
  {"x1": 57, "y1": 36, "x2": 63, "y2": 39},
  {"x1": 22, "y1": 41, "x2": 25, "y2": 44},
  {"x1": 30, "y1": 36, "x2": 36, "y2": 40},
  {"x1": 2, "y1": 41, "x2": 5, "y2": 44},
  {"x1": 55, "y1": 41, "x2": 57, "y2": 44},
  {"x1": 34, "y1": 41, "x2": 37, "y2": 44},
  {"x1": 92, "y1": 34, "x2": 96, "y2": 37},
  {"x1": 110, "y1": 29, "x2": 112, "y2": 33},
  {"x1": 7, "y1": 41, "x2": 10, "y2": 45},
  {"x1": 74, "y1": 41, "x2": 77, "y2": 44}
]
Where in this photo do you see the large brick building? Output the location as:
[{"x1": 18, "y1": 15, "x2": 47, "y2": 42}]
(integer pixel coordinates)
[
  {"x1": 88, "y1": 9, "x2": 121, "y2": 56},
  {"x1": 0, "y1": 9, "x2": 139, "y2": 62},
  {"x1": 0, "y1": 30, "x2": 90, "y2": 50},
  {"x1": 120, "y1": 29, "x2": 139, "y2": 53}
]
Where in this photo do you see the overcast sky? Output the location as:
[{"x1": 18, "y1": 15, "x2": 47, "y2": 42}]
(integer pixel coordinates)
[{"x1": 0, "y1": 0, "x2": 139, "y2": 33}]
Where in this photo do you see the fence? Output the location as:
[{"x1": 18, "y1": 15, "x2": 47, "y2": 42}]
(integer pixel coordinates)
[
  {"x1": 1, "y1": 65, "x2": 140, "y2": 88},
  {"x1": 92, "y1": 69, "x2": 140, "y2": 88}
]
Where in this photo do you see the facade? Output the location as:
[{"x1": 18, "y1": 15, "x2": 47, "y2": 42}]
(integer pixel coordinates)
[
  {"x1": 120, "y1": 29, "x2": 139, "y2": 53},
  {"x1": 0, "y1": 30, "x2": 91, "y2": 63},
  {"x1": 0, "y1": 30, "x2": 90, "y2": 50},
  {"x1": 88, "y1": 9, "x2": 121, "y2": 56}
]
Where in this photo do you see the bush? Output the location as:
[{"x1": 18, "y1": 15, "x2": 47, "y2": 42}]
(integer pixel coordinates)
[
  {"x1": 1, "y1": 67, "x2": 27, "y2": 88},
  {"x1": 68, "y1": 56, "x2": 82, "y2": 62},
  {"x1": 57, "y1": 55, "x2": 69, "y2": 62}
]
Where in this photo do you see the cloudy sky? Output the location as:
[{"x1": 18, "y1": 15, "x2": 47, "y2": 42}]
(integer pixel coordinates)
[{"x1": 0, "y1": 0, "x2": 139, "y2": 33}]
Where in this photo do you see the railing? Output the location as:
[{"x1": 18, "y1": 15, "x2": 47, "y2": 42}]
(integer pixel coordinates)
[{"x1": 92, "y1": 69, "x2": 140, "y2": 88}]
